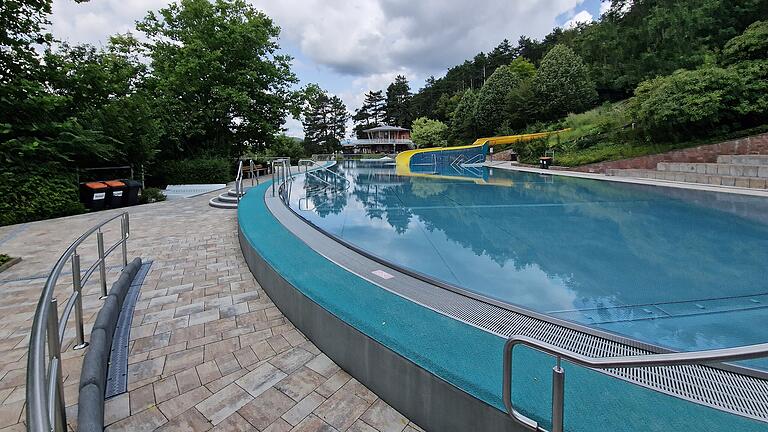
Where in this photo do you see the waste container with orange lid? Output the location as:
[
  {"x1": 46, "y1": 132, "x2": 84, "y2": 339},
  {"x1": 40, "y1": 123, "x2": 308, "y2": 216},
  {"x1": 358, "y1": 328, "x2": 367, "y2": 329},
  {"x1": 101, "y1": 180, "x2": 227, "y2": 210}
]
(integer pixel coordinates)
[
  {"x1": 102, "y1": 180, "x2": 127, "y2": 208},
  {"x1": 79, "y1": 182, "x2": 109, "y2": 211}
]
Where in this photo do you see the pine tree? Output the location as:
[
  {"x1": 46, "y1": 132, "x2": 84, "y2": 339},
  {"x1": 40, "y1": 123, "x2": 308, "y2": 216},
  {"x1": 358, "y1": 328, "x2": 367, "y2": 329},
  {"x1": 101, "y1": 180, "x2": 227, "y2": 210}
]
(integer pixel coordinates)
[
  {"x1": 303, "y1": 91, "x2": 348, "y2": 154},
  {"x1": 385, "y1": 75, "x2": 413, "y2": 127},
  {"x1": 352, "y1": 90, "x2": 386, "y2": 137}
]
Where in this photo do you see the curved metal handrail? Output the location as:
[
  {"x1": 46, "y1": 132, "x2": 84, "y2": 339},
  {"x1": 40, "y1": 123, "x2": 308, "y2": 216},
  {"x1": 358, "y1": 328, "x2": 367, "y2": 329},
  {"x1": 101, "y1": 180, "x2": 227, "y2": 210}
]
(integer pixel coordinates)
[
  {"x1": 27, "y1": 212, "x2": 131, "y2": 432},
  {"x1": 298, "y1": 159, "x2": 350, "y2": 191},
  {"x1": 503, "y1": 335, "x2": 768, "y2": 432}
]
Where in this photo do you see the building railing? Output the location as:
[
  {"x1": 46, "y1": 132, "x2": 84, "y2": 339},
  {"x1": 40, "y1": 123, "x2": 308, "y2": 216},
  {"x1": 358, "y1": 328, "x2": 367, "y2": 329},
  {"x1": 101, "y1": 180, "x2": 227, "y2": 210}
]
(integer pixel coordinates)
[
  {"x1": 341, "y1": 138, "x2": 413, "y2": 145},
  {"x1": 27, "y1": 212, "x2": 131, "y2": 432},
  {"x1": 503, "y1": 335, "x2": 768, "y2": 432}
]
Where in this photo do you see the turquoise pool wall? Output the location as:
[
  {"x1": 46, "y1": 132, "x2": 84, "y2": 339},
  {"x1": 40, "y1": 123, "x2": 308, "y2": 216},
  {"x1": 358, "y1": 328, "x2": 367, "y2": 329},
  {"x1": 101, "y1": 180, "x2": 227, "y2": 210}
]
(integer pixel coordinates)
[{"x1": 238, "y1": 180, "x2": 767, "y2": 432}]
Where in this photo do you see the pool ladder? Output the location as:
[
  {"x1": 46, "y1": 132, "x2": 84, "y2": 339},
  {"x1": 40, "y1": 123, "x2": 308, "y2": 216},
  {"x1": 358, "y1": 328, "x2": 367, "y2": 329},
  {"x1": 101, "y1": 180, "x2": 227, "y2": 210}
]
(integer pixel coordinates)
[{"x1": 503, "y1": 335, "x2": 768, "y2": 432}]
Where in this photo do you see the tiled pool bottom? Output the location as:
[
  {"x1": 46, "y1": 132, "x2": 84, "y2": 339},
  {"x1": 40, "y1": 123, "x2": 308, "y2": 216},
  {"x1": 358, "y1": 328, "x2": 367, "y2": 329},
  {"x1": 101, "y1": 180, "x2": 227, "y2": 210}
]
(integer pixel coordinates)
[{"x1": 239, "y1": 180, "x2": 768, "y2": 432}]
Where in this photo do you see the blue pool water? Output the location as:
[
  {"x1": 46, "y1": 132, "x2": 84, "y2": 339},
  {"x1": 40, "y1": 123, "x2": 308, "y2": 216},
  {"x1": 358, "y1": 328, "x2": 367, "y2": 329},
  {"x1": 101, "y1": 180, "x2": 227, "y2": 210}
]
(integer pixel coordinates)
[{"x1": 285, "y1": 162, "x2": 768, "y2": 364}]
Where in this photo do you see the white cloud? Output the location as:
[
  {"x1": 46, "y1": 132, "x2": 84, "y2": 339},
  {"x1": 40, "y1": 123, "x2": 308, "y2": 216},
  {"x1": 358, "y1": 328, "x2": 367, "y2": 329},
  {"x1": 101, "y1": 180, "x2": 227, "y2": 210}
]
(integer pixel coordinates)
[
  {"x1": 600, "y1": 1, "x2": 613, "y2": 15},
  {"x1": 563, "y1": 10, "x2": 594, "y2": 29},
  {"x1": 50, "y1": 0, "x2": 174, "y2": 46},
  {"x1": 253, "y1": 0, "x2": 584, "y2": 77}
]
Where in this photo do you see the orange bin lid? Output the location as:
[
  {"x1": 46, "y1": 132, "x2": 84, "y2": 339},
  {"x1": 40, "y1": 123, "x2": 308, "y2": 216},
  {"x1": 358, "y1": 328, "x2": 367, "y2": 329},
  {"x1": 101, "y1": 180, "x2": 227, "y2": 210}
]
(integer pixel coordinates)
[
  {"x1": 84, "y1": 182, "x2": 108, "y2": 190},
  {"x1": 103, "y1": 180, "x2": 125, "y2": 187}
]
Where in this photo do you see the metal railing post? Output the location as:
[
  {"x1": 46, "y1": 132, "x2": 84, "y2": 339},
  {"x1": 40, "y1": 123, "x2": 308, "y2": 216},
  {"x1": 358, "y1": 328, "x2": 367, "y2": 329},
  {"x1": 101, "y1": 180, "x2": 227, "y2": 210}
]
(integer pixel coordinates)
[
  {"x1": 552, "y1": 358, "x2": 565, "y2": 432},
  {"x1": 71, "y1": 252, "x2": 88, "y2": 350},
  {"x1": 96, "y1": 231, "x2": 107, "y2": 298},
  {"x1": 46, "y1": 299, "x2": 67, "y2": 431},
  {"x1": 120, "y1": 215, "x2": 128, "y2": 267}
]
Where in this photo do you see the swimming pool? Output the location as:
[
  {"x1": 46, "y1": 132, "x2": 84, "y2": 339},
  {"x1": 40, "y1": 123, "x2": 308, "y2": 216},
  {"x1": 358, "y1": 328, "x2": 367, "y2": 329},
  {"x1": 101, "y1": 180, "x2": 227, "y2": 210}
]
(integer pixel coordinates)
[{"x1": 284, "y1": 162, "x2": 768, "y2": 367}]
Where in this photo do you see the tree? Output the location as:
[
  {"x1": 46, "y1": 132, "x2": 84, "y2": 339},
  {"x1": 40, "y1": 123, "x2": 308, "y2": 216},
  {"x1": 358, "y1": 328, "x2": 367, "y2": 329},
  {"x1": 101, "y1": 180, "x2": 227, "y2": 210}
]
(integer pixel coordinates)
[
  {"x1": 353, "y1": 90, "x2": 386, "y2": 137},
  {"x1": 265, "y1": 134, "x2": 307, "y2": 161},
  {"x1": 450, "y1": 89, "x2": 479, "y2": 144},
  {"x1": 137, "y1": 0, "x2": 297, "y2": 158},
  {"x1": 532, "y1": 44, "x2": 597, "y2": 120},
  {"x1": 411, "y1": 117, "x2": 448, "y2": 148},
  {"x1": 303, "y1": 90, "x2": 347, "y2": 154},
  {"x1": 475, "y1": 58, "x2": 536, "y2": 135},
  {"x1": 385, "y1": 75, "x2": 413, "y2": 127},
  {"x1": 721, "y1": 20, "x2": 768, "y2": 65}
]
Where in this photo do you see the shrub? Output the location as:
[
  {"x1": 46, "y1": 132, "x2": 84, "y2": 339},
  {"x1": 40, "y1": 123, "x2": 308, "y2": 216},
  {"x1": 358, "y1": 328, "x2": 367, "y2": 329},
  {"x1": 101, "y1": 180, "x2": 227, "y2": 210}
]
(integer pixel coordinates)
[
  {"x1": 721, "y1": 21, "x2": 768, "y2": 65},
  {"x1": 0, "y1": 254, "x2": 10, "y2": 267},
  {"x1": 411, "y1": 117, "x2": 449, "y2": 148},
  {"x1": 149, "y1": 157, "x2": 232, "y2": 186},
  {"x1": 139, "y1": 188, "x2": 166, "y2": 204},
  {"x1": 0, "y1": 164, "x2": 85, "y2": 226},
  {"x1": 629, "y1": 61, "x2": 768, "y2": 140}
]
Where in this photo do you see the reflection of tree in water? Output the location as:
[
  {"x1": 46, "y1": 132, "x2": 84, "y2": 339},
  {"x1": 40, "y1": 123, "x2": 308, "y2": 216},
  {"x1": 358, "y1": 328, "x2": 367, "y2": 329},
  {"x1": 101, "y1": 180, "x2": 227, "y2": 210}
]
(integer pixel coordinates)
[
  {"x1": 400, "y1": 172, "x2": 768, "y2": 306},
  {"x1": 352, "y1": 183, "x2": 412, "y2": 234},
  {"x1": 304, "y1": 173, "x2": 348, "y2": 217}
]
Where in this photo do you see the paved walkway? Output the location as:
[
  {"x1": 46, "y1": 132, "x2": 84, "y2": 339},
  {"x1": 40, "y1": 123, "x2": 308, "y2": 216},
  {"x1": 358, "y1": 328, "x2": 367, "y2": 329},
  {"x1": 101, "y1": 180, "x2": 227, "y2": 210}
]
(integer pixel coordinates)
[{"x1": 0, "y1": 186, "x2": 422, "y2": 431}]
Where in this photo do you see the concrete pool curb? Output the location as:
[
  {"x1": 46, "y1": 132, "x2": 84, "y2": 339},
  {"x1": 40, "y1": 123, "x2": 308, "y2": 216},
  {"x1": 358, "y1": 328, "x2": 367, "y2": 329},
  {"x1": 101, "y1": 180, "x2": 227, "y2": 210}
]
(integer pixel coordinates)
[{"x1": 238, "y1": 216, "x2": 524, "y2": 432}]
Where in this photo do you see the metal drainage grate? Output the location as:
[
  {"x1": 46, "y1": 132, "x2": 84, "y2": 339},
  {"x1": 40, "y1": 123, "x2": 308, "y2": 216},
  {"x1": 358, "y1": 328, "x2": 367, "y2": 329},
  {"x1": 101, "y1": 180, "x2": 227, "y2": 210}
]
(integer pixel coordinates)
[{"x1": 106, "y1": 261, "x2": 153, "y2": 399}]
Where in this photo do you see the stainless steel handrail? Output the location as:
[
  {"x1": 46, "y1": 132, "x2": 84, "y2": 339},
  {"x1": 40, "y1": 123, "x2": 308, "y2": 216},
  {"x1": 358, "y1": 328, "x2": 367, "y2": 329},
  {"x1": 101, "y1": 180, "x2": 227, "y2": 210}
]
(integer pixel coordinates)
[
  {"x1": 27, "y1": 212, "x2": 131, "y2": 432},
  {"x1": 298, "y1": 159, "x2": 350, "y2": 191},
  {"x1": 235, "y1": 160, "x2": 244, "y2": 205},
  {"x1": 270, "y1": 157, "x2": 292, "y2": 198},
  {"x1": 503, "y1": 335, "x2": 768, "y2": 432}
]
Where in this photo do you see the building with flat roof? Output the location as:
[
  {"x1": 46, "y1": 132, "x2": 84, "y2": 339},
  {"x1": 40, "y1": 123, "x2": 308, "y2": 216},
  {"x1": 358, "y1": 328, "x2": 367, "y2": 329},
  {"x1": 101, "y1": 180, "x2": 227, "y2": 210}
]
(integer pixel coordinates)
[{"x1": 341, "y1": 125, "x2": 415, "y2": 154}]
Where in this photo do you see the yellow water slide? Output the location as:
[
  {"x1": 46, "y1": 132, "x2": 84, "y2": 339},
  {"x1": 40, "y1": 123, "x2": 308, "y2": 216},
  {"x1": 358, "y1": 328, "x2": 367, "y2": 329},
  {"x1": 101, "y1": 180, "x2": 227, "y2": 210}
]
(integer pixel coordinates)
[{"x1": 395, "y1": 129, "x2": 570, "y2": 176}]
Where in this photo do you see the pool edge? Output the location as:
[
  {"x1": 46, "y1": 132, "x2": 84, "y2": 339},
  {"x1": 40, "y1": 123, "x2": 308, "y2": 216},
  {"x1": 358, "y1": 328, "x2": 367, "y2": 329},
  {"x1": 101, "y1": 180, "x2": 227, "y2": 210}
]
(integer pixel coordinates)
[{"x1": 237, "y1": 225, "x2": 524, "y2": 432}]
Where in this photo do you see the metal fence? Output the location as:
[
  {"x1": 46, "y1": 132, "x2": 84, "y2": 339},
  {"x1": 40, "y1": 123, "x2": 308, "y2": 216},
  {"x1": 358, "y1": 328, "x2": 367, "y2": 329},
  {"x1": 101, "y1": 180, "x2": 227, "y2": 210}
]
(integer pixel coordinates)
[{"x1": 26, "y1": 212, "x2": 131, "y2": 432}]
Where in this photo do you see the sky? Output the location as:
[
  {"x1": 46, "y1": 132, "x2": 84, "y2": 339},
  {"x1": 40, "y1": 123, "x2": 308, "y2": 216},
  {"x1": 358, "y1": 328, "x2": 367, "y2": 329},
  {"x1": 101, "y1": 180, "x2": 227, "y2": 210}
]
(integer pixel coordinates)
[{"x1": 49, "y1": 0, "x2": 610, "y2": 137}]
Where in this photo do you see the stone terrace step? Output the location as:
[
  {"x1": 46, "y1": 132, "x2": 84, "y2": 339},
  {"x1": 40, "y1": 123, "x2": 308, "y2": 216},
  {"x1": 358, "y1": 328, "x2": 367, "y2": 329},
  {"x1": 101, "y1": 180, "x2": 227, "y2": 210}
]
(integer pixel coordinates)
[
  {"x1": 657, "y1": 162, "x2": 768, "y2": 178},
  {"x1": 607, "y1": 168, "x2": 768, "y2": 189},
  {"x1": 717, "y1": 154, "x2": 768, "y2": 165}
]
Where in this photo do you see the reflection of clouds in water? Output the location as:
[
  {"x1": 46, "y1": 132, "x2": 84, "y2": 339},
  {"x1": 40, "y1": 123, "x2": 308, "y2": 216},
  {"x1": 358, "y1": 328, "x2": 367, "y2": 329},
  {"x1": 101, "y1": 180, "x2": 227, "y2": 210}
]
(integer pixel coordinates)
[{"x1": 503, "y1": 264, "x2": 579, "y2": 311}]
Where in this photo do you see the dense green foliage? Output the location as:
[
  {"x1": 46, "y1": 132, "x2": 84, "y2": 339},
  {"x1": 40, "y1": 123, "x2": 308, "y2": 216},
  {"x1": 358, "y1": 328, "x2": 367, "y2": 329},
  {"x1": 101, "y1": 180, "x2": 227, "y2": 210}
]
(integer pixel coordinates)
[
  {"x1": 475, "y1": 59, "x2": 536, "y2": 135},
  {"x1": 0, "y1": 165, "x2": 85, "y2": 227},
  {"x1": 411, "y1": 118, "x2": 449, "y2": 148},
  {"x1": 1, "y1": 0, "x2": 300, "y2": 226},
  {"x1": 450, "y1": 90, "x2": 479, "y2": 143},
  {"x1": 532, "y1": 45, "x2": 597, "y2": 120},
  {"x1": 150, "y1": 158, "x2": 232, "y2": 186},
  {"x1": 0, "y1": 254, "x2": 10, "y2": 267},
  {"x1": 721, "y1": 21, "x2": 768, "y2": 65}
]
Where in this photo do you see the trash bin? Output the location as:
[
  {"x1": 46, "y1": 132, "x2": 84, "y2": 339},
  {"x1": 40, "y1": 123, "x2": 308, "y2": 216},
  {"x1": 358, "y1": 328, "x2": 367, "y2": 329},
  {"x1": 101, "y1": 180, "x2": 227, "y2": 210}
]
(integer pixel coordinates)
[
  {"x1": 79, "y1": 182, "x2": 109, "y2": 211},
  {"x1": 539, "y1": 157, "x2": 553, "y2": 169},
  {"x1": 120, "y1": 179, "x2": 142, "y2": 206},
  {"x1": 102, "y1": 180, "x2": 127, "y2": 208}
]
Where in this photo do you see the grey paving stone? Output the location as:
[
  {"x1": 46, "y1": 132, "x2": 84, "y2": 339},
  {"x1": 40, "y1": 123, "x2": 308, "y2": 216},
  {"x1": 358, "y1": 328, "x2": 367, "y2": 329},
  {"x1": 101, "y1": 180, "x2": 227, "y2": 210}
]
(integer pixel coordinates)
[{"x1": 235, "y1": 362, "x2": 287, "y2": 398}]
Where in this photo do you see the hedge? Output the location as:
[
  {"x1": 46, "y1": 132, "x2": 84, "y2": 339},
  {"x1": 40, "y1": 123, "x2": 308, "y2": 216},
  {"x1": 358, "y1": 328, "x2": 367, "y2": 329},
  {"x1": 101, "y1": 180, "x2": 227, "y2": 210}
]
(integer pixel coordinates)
[
  {"x1": 0, "y1": 164, "x2": 85, "y2": 227},
  {"x1": 149, "y1": 158, "x2": 233, "y2": 186}
]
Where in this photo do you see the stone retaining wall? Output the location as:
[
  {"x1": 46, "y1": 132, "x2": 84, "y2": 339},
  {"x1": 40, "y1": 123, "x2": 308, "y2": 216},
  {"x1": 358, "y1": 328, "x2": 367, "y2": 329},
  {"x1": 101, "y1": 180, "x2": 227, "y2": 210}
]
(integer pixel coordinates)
[{"x1": 573, "y1": 132, "x2": 768, "y2": 173}]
